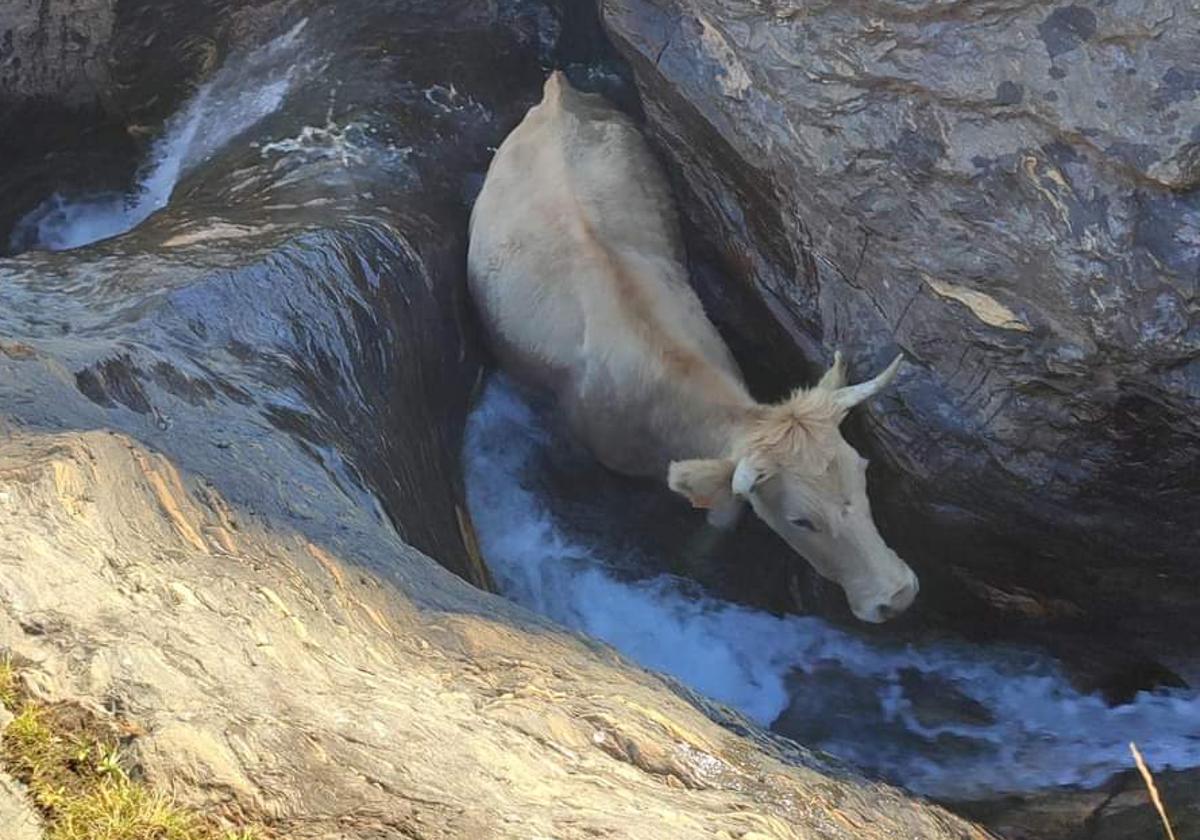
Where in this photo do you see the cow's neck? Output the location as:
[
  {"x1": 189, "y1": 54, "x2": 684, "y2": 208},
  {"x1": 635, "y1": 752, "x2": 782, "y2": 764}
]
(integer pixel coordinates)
[{"x1": 656, "y1": 364, "x2": 757, "y2": 465}]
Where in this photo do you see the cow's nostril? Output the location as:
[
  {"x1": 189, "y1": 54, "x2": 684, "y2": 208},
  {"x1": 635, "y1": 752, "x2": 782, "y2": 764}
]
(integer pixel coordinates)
[
  {"x1": 871, "y1": 581, "x2": 918, "y2": 622},
  {"x1": 896, "y1": 581, "x2": 919, "y2": 607},
  {"x1": 856, "y1": 578, "x2": 919, "y2": 623}
]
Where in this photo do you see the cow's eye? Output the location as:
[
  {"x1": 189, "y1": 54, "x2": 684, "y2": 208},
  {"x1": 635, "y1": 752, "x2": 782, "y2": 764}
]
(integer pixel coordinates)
[{"x1": 789, "y1": 517, "x2": 816, "y2": 531}]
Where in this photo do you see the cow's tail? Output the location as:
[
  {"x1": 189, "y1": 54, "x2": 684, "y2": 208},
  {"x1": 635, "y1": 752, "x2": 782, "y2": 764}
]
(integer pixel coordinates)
[{"x1": 543, "y1": 69, "x2": 571, "y2": 104}]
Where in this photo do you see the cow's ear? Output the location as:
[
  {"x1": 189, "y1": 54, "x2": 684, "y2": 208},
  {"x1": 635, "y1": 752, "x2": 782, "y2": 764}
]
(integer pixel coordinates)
[
  {"x1": 667, "y1": 459, "x2": 735, "y2": 510},
  {"x1": 816, "y1": 350, "x2": 847, "y2": 391},
  {"x1": 705, "y1": 496, "x2": 745, "y2": 530}
]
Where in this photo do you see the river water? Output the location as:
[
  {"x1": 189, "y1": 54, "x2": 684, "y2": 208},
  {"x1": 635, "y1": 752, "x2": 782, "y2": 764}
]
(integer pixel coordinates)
[{"x1": 464, "y1": 375, "x2": 1200, "y2": 800}]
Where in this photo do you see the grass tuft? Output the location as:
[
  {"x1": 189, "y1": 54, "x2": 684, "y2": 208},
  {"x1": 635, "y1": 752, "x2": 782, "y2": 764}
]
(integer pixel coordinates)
[
  {"x1": 0, "y1": 654, "x2": 268, "y2": 840},
  {"x1": 0, "y1": 655, "x2": 18, "y2": 709}
]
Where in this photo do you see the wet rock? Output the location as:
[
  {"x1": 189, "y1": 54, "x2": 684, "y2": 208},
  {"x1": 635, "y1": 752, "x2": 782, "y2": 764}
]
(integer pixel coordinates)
[
  {"x1": 960, "y1": 767, "x2": 1200, "y2": 840},
  {"x1": 0, "y1": 0, "x2": 541, "y2": 587},
  {"x1": 772, "y1": 664, "x2": 1004, "y2": 800},
  {"x1": 1089, "y1": 768, "x2": 1200, "y2": 840},
  {"x1": 0, "y1": 0, "x2": 128, "y2": 243},
  {"x1": 957, "y1": 788, "x2": 1113, "y2": 840},
  {"x1": 600, "y1": 0, "x2": 1200, "y2": 679},
  {"x1": 1081, "y1": 657, "x2": 1190, "y2": 707},
  {"x1": 897, "y1": 669, "x2": 996, "y2": 731},
  {"x1": 0, "y1": 0, "x2": 313, "y2": 248},
  {"x1": 0, "y1": 430, "x2": 996, "y2": 838},
  {"x1": 773, "y1": 666, "x2": 890, "y2": 747}
]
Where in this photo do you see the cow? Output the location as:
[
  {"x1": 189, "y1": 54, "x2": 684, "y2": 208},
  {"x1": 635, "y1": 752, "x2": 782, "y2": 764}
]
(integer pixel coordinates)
[{"x1": 467, "y1": 71, "x2": 918, "y2": 623}]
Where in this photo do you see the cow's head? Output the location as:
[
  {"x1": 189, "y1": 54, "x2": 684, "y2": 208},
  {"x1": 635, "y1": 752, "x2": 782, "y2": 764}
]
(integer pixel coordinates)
[{"x1": 669, "y1": 353, "x2": 917, "y2": 623}]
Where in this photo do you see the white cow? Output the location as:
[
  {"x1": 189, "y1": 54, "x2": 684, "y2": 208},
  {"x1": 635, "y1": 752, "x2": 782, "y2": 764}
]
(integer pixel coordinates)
[{"x1": 468, "y1": 72, "x2": 917, "y2": 622}]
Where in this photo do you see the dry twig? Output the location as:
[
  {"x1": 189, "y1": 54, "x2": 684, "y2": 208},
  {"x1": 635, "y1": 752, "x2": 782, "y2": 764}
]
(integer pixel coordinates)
[{"x1": 1130, "y1": 742, "x2": 1177, "y2": 840}]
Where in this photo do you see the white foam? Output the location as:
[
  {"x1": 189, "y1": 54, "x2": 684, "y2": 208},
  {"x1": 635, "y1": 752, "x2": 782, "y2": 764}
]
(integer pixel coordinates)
[
  {"x1": 258, "y1": 108, "x2": 414, "y2": 187},
  {"x1": 11, "y1": 21, "x2": 306, "y2": 252},
  {"x1": 464, "y1": 376, "x2": 1200, "y2": 799}
]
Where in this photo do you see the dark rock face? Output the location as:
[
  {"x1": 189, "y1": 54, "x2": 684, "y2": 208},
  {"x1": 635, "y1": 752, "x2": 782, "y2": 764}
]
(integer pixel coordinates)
[
  {"x1": 0, "y1": 0, "x2": 115, "y2": 104},
  {"x1": 600, "y1": 0, "x2": 1200, "y2": 662},
  {"x1": 958, "y1": 766, "x2": 1200, "y2": 840},
  {"x1": 0, "y1": 0, "x2": 125, "y2": 241},
  {"x1": 0, "y1": 0, "x2": 296, "y2": 249}
]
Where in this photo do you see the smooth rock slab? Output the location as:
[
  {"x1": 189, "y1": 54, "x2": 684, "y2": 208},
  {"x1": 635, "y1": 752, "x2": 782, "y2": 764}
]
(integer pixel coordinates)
[{"x1": 0, "y1": 430, "x2": 992, "y2": 839}]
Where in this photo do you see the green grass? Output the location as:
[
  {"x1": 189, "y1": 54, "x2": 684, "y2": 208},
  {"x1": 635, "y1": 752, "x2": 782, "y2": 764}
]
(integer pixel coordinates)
[{"x1": 0, "y1": 656, "x2": 269, "y2": 840}]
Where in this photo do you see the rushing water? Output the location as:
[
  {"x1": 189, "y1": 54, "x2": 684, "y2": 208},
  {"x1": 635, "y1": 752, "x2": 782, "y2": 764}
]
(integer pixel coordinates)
[
  {"x1": 464, "y1": 375, "x2": 1200, "y2": 800},
  {"x1": 9, "y1": 21, "x2": 308, "y2": 253}
]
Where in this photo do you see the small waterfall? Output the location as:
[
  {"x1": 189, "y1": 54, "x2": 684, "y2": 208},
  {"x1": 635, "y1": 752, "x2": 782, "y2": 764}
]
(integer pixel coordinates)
[
  {"x1": 10, "y1": 21, "x2": 307, "y2": 253},
  {"x1": 464, "y1": 375, "x2": 1200, "y2": 800}
]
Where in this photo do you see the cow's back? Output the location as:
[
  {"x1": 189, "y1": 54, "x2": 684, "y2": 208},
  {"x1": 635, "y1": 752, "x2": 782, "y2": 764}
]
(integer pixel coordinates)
[{"x1": 467, "y1": 72, "x2": 744, "y2": 472}]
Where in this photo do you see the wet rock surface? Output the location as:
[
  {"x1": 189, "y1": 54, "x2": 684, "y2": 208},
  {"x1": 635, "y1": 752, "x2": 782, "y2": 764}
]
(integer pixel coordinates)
[
  {"x1": 599, "y1": 0, "x2": 1200, "y2": 691},
  {"x1": 0, "y1": 0, "x2": 998, "y2": 837},
  {"x1": 959, "y1": 766, "x2": 1200, "y2": 840},
  {"x1": 0, "y1": 0, "x2": 299, "y2": 250}
]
